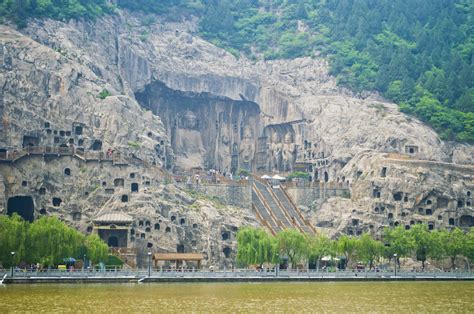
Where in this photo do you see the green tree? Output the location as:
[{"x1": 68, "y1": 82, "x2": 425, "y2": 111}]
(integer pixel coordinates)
[
  {"x1": 336, "y1": 234, "x2": 358, "y2": 269},
  {"x1": 308, "y1": 233, "x2": 334, "y2": 270},
  {"x1": 408, "y1": 224, "x2": 432, "y2": 271},
  {"x1": 236, "y1": 227, "x2": 278, "y2": 267},
  {"x1": 427, "y1": 229, "x2": 446, "y2": 264},
  {"x1": 356, "y1": 233, "x2": 383, "y2": 270},
  {"x1": 442, "y1": 228, "x2": 466, "y2": 270},
  {"x1": 465, "y1": 228, "x2": 474, "y2": 271},
  {"x1": 28, "y1": 216, "x2": 85, "y2": 267},
  {"x1": 85, "y1": 234, "x2": 109, "y2": 265},
  {"x1": 277, "y1": 228, "x2": 308, "y2": 269},
  {"x1": 383, "y1": 226, "x2": 414, "y2": 268},
  {"x1": 0, "y1": 214, "x2": 28, "y2": 268}
]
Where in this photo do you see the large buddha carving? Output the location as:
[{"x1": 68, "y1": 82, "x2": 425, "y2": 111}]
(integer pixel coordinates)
[
  {"x1": 269, "y1": 132, "x2": 283, "y2": 172},
  {"x1": 174, "y1": 110, "x2": 205, "y2": 169},
  {"x1": 217, "y1": 125, "x2": 231, "y2": 171},
  {"x1": 239, "y1": 126, "x2": 255, "y2": 170},
  {"x1": 282, "y1": 132, "x2": 297, "y2": 172}
]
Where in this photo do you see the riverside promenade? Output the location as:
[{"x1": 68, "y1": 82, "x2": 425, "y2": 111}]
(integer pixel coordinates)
[{"x1": 2, "y1": 269, "x2": 474, "y2": 284}]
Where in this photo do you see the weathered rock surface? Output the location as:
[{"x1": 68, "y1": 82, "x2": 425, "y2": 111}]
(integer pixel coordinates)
[
  {"x1": 311, "y1": 153, "x2": 474, "y2": 237},
  {"x1": 0, "y1": 9, "x2": 473, "y2": 266}
]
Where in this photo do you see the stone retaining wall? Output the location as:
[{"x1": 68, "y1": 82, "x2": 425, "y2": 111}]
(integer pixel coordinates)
[{"x1": 286, "y1": 187, "x2": 350, "y2": 208}]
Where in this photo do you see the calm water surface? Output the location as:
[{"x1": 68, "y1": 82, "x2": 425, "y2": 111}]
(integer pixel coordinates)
[{"x1": 1, "y1": 282, "x2": 473, "y2": 313}]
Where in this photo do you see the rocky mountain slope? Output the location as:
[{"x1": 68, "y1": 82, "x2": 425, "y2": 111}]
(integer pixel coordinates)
[{"x1": 0, "y1": 10, "x2": 473, "y2": 264}]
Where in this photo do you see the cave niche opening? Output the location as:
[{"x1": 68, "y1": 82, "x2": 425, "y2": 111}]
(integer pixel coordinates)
[{"x1": 7, "y1": 196, "x2": 35, "y2": 222}]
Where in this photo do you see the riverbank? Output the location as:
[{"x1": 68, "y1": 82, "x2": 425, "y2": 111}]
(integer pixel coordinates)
[{"x1": 2, "y1": 270, "x2": 474, "y2": 284}]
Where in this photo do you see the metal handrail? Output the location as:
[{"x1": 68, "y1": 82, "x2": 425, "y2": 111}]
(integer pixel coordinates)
[{"x1": 1, "y1": 268, "x2": 472, "y2": 279}]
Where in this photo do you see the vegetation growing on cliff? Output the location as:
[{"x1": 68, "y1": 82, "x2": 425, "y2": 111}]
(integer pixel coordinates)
[
  {"x1": 1, "y1": 0, "x2": 473, "y2": 142},
  {"x1": 196, "y1": 0, "x2": 474, "y2": 143},
  {"x1": 0, "y1": 0, "x2": 114, "y2": 27}
]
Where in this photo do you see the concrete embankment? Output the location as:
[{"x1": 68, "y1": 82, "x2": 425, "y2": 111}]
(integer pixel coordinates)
[{"x1": 3, "y1": 275, "x2": 474, "y2": 284}]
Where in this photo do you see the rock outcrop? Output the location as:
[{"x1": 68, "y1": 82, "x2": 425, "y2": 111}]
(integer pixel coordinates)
[{"x1": 0, "y1": 9, "x2": 473, "y2": 266}]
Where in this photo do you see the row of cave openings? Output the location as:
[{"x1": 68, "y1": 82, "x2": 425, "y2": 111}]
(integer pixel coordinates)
[
  {"x1": 130, "y1": 218, "x2": 233, "y2": 239},
  {"x1": 6, "y1": 196, "x2": 83, "y2": 223},
  {"x1": 24, "y1": 122, "x2": 103, "y2": 150},
  {"x1": 372, "y1": 189, "x2": 472, "y2": 209},
  {"x1": 129, "y1": 217, "x2": 192, "y2": 241},
  {"x1": 22, "y1": 173, "x2": 152, "y2": 208}
]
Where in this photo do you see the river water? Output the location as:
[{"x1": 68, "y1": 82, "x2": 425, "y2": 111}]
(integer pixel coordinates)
[{"x1": 1, "y1": 282, "x2": 473, "y2": 312}]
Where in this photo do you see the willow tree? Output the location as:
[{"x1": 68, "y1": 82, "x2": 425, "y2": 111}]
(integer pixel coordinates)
[
  {"x1": 28, "y1": 216, "x2": 85, "y2": 267},
  {"x1": 442, "y1": 228, "x2": 466, "y2": 270},
  {"x1": 236, "y1": 227, "x2": 278, "y2": 267},
  {"x1": 336, "y1": 234, "x2": 358, "y2": 269},
  {"x1": 277, "y1": 229, "x2": 308, "y2": 269},
  {"x1": 0, "y1": 214, "x2": 28, "y2": 267},
  {"x1": 308, "y1": 233, "x2": 334, "y2": 271},
  {"x1": 85, "y1": 234, "x2": 109, "y2": 266},
  {"x1": 356, "y1": 233, "x2": 383, "y2": 270}
]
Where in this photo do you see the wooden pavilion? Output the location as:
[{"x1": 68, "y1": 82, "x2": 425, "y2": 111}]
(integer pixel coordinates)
[{"x1": 152, "y1": 253, "x2": 204, "y2": 269}]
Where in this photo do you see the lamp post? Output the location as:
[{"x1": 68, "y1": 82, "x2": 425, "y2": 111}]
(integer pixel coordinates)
[
  {"x1": 83, "y1": 254, "x2": 86, "y2": 273},
  {"x1": 275, "y1": 253, "x2": 280, "y2": 278},
  {"x1": 393, "y1": 253, "x2": 397, "y2": 277},
  {"x1": 147, "y1": 251, "x2": 152, "y2": 278},
  {"x1": 10, "y1": 251, "x2": 15, "y2": 277}
]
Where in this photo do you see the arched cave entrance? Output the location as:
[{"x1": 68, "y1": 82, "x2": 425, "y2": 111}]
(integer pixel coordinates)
[
  {"x1": 114, "y1": 178, "x2": 124, "y2": 187},
  {"x1": 75, "y1": 126, "x2": 83, "y2": 135},
  {"x1": 108, "y1": 236, "x2": 119, "y2": 247},
  {"x1": 222, "y1": 231, "x2": 230, "y2": 241},
  {"x1": 7, "y1": 196, "x2": 34, "y2": 222},
  {"x1": 459, "y1": 215, "x2": 474, "y2": 227},
  {"x1": 52, "y1": 197, "x2": 62, "y2": 207},
  {"x1": 91, "y1": 140, "x2": 102, "y2": 151},
  {"x1": 223, "y1": 247, "x2": 232, "y2": 258}
]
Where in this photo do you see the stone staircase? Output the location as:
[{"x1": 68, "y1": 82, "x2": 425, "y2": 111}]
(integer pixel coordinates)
[
  {"x1": 273, "y1": 187, "x2": 316, "y2": 234},
  {"x1": 252, "y1": 187, "x2": 280, "y2": 235},
  {"x1": 252, "y1": 179, "x2": 315, "y2": 235}
]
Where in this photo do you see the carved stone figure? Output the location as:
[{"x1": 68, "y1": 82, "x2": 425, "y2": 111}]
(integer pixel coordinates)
[
  {"x1": 282, "y1": 132, "x2": 297, "y2": 172},
  {"x1": 269, "y1": 132, "x2": 282, "y2": 172},
  {"x1": 239, "y1": 126, "x2": 255, "y2": 170},
  {"x1": 217, "y1": 125, "x2": 231, "y2": 171},
  {"x1": 174, "y1": 110, "x2": 205, "y2": 169}
]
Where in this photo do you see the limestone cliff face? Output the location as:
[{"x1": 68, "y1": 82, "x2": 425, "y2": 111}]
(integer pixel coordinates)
[
  {"x1": 16, "y1": 12, "x2": 473, "y2": 169},
  {"x1": 0, "y1": 19, "x2": 257, "y2": 267},
  {"x1": 311, "y1": 153, "x2": 474, "y2": 238},
  {"x1": 0, "y1": 9, "x2": 473, "y2": 261}
]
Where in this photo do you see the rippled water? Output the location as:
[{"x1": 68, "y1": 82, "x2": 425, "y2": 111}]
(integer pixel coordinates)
[{"x1": 1, "y1": 282, "x2": 473, "y2": 313}]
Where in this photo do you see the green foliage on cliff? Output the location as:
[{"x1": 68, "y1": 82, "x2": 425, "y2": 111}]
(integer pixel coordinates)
[
  {"x1": 1, "y1": 0, "x2": 473, "y2": 142},
  {"x1": 98, "y1": 88, "x2": 111, "y2": 99},
  {"x1": 195, "y1": 0, "x2": 474, "y2": 143},
  {"x1": 0, "y1": 0, "x2": 115, "y2": 28},
  {"x1": 287, "y1": 171, "x2": 310, "y2": 180}
]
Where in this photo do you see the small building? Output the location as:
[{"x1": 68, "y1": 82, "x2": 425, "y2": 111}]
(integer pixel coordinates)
[
  {"x1": 93, "y1": 212, "x2": 133, "y2": 248},
  {"x1": 153, "y1": 253, "x2": 204, "y2": 269}
]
